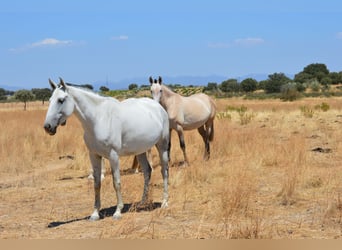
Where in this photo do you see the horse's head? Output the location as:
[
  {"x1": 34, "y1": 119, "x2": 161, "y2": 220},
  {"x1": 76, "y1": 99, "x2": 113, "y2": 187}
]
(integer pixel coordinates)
[
  {"x1": 43, "y1": 78, "x2": 74, "y2": 135},
  {"x1": 150, "y1": 76, "x2": 163, "y2": 102}
]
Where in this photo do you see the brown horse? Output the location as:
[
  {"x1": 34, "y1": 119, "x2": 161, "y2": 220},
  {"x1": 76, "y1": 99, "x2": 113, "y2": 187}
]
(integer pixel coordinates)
[{"x1": 150, "y1": 76, "x2": 216, "y2": 165}]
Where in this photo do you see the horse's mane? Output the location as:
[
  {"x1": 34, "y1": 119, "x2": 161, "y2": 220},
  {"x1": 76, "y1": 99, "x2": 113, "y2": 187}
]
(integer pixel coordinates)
[{"x1": 65, "y1": 83, "x2": 108, "y2": 98}]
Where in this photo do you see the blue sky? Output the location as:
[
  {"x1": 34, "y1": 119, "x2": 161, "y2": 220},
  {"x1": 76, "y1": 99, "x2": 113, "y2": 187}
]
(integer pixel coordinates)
[{"x1": 0, "y1": 0, "x2": 341, "y2": 89}]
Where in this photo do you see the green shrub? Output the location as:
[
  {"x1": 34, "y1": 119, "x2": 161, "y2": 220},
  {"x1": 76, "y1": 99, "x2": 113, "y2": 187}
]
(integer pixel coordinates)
[
  {"x1": 314, "y1": 102, "x2": 330, "y2": 112},
  {"x1": 280, "y1": 82, "x2": 301, "y2": 101},
  {"x1": 300, "y1": 106, "x2": 314, "y2": 118}
]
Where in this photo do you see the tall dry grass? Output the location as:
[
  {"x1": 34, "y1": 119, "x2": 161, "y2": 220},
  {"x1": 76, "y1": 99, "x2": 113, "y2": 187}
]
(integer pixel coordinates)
[
  {"x1": 0, "y1": 106, "x2": 88, "y2": 181},
  {"x1": 1, "y1": 97, "x2": 342, "y2": 238}
]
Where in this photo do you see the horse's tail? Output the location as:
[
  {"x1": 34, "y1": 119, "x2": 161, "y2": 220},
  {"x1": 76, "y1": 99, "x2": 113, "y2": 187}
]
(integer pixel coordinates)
[
  {"x1": 208, "y1": 98, "x2": 216, "y2": 142},
  {"x1": 209, "y1": 121, "x2": 214, "y2": 142}
]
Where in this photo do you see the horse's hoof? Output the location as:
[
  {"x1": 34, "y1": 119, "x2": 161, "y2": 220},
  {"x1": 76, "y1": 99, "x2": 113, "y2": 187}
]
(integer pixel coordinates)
[
  {"x1": 161, "y1": 201, "x2": 168, "y2": 208},
  {"x1": 113, "y1": 213, "x2": 122, "y2": 220},
  {"x1": 89, "y1": 215, "x2": 100, "y2": 221}
]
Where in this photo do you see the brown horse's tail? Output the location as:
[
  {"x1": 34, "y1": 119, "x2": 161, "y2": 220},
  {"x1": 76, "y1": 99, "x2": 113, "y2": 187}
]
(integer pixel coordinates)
[
  {"x1": 209, "y1": 122, "x2": 214, "y2": 141},
  {"x1": 208, "y1": 98, "x2": 216, "y2": 142}
]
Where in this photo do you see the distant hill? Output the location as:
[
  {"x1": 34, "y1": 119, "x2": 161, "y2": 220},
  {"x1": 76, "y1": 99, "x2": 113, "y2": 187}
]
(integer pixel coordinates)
[{"x1": 0, "y1": 84, "x2": 22, "y2": 91}]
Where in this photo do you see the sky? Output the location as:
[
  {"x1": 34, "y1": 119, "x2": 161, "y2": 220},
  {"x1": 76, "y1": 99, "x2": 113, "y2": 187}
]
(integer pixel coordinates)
[{"x1": 0, "y1": 0, "x2": 342, "y2": 89}]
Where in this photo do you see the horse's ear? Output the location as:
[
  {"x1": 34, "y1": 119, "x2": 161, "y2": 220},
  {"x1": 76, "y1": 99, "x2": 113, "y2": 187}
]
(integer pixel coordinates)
[
  {"x1": 59, "y1": 77, "x2": 67, "y2": 89},
  {"x1": 158, "y1": 76, "x2": 162, "y2": 85},
  {"x1": 49, "y1": 78, "x2": 57, "y2": 90},
  {"x1": 149, "y1": 76, "x2": 153, "y2": 85}
]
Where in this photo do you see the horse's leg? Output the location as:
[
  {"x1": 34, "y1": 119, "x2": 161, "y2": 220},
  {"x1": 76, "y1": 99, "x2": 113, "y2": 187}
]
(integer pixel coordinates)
[
  {"x1": 89, "y1": 153, "x2": 102, "y2": 221},
  {"x1": 146, "y1": 148, "x2": 153, "y2": 172},
  {"x1": 136, "y1": 153, "x2": 152, "y2": 205},
  {"x1": 176, "y1": 125, "x2": 189, "y2": 165},
  {"x1": 156, "y1": 138, "x2": 169, "y2": 208},
  {"x1": 167, "y1": 129, "x2": 172, "y2": 162},
  {"x1": 109, "y1": 150, "x2": 124, "y2": 220},
  {"x1": 198, "y1": 125, "x2": 210, "y2": 160},
  {"x1": 100, "y1": 157, "x2": 106, "y2": 180},
  {"x1": 88, "y1": 157, "x2": 105, "y2": 181},
  {"x1": 131, "y1": 149, "x2": 153, "y2": 174},
  {"x1": 131, "y1": 155, "x2": 139, "y2": 173}
]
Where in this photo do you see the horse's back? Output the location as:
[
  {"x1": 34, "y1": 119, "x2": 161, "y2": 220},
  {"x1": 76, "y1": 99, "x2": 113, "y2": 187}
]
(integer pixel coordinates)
[
  {"x1": 122, "y1": 98, "x2": 168, "y2": 124},
  {"x1": 177, "y1": 93, "x2": 215, "y2": 129},
  {"x1": 118, "y1": 98, "x2": 169, "y2": 155}
]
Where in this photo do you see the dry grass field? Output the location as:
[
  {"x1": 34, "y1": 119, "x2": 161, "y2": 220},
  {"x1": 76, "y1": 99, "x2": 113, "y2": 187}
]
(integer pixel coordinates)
[{"x1": 1, "y1": 97, "x2": 342, "y2": 239}]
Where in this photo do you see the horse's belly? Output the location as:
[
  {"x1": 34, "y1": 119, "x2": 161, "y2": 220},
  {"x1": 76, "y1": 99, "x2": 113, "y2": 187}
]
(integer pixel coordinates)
[
  {"x1": 182, "y1": 119, "x2": 207, "y2": 130},
  {"x1": 180, "y1": 111, "x2": 210, "y2": 130},
  {"x1": 119, "y1": 137, "x2": 159, "y2": 156}
]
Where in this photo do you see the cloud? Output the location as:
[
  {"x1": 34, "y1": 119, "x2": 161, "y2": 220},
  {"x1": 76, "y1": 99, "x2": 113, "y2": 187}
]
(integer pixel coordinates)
[
  {"x1": 234, "y1": 37, "x2": 265, "y2": 46},
  {"x1": 30, "y1": 38, "x2": 72, "y2": 47},
  {"x1": 9, "y1": 38, "x2": 73, "y2": 52},
  {"x1": 208, "y1": 37, "x2": 264, "y2": 49},
  {"x1": 111, "y1": 35, "x2": 129, "y2": 41}
]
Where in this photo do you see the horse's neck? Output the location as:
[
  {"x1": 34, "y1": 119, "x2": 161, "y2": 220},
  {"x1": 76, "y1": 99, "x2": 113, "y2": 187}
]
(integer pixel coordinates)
[
  {"x1": 68, "y1": 87, "x2": 107, "y2": 128},
  {"x1": 160, "y1": 85, "x2": 178, "y2": 108}
]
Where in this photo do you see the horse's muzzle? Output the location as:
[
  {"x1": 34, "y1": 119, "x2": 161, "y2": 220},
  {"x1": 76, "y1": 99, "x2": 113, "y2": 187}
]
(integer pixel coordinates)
[{"x1": 44, "y1": 123, "x2": 57, "y2": 136}]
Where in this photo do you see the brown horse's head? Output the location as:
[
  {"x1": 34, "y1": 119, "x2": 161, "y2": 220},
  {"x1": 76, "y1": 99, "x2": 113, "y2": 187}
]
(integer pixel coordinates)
[{"x1": 150, "y1": 76, "x2": 163, "y2": 103}]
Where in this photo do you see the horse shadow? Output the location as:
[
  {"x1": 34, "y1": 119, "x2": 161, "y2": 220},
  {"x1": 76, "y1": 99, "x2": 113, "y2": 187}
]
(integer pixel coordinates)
[{"x1": 47, "y1": 202, "x2": 162, "y2": 228}]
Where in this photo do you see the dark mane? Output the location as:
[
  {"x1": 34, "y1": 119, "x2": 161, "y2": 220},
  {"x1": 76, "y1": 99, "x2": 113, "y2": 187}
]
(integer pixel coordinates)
[
  {"x1": 66, "y1": 82, "x2": 93, "y2": 90},
  {"x1": 65, "y1": 82, "x2": 108, "y2": 97}
]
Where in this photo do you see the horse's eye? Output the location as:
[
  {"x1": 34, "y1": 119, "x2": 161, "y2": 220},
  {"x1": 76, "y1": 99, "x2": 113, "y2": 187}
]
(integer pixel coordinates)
[
  {"x1": 58, "y1": 98, "x2": 65, "y2": 104},
  {"x1": 160, "y1": 89, "x2": 163, "y2": 93}
]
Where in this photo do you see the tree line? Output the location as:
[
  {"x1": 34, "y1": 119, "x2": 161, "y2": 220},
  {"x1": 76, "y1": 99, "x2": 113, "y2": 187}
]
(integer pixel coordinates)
[
  {"x1": 0, "y1": 83, "x2": 94, "y2": 110},
  {"x1": 204, "y1": 63, "x2": 342, "y2": 97},
  {"x1": 1, "y1": 63, "x2": 341, "y2": 110}
]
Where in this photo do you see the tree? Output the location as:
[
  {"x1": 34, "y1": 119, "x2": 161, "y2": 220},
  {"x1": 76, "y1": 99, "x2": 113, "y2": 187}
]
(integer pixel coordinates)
[
  {"x1": 0, "y1": 88, "x2": 6, "y2": 101},
  {"x1": 204, "y1": 82, "x2": 218, "y2": 91},
  {"x1": 264, "y1": 73, "x2": 291, "y2": 93},
  {"x1": 295, "y1": 63, "x2": 329, "y2": 83},
  {"x1": 294, "y1": 72, "x2": 313, "y2": 83},
  {"x1": 220, "y1": 79, "x2": 240, "y2": 92},
  {"x1": 99, "y1": 86, "x2": 109, "y2": 92},
  {"x1": 128, "y1": 83, "x2": 138, "y2": 90},
  {"x1": 241, "y1": 78, "x2": 257, "y2": 92},
  {"x1": 328, "y1": 72, "x2": 342, "y2": 84},
  {"x1": 32, "y1": 88, "x2": 51, "y2": 105},
  {"x1": 14, "y1": 89, "x2": 35, "y2": 110},
  {"x1": 303, "y1": 63, "x2": 329, "y2": 79}
]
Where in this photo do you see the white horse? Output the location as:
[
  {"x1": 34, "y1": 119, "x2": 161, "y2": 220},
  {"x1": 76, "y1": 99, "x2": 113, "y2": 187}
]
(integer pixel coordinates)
[{"x1": 44, "y1": 78, "x2": 170, "y2": 220}]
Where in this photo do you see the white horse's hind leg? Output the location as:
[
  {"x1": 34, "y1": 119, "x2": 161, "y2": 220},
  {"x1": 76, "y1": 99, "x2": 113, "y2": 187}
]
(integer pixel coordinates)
[
  {"x1": 136, "y1": 153, "x2": 152, "y2": 205},
  {"x1": 89, "y1": 154, "x2": 102, "y2": 221},
  {"x1": 156, "y1": 141, "x2": 169, "y2": 208},
  {"x1": 109, "y1": 150, "x2": 124, "y2": 220}
]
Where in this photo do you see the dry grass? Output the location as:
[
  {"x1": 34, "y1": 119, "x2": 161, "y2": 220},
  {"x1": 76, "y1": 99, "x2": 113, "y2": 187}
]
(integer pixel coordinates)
[{"x1": 1, "y1": 97, "x2": 342, "y2": 238}]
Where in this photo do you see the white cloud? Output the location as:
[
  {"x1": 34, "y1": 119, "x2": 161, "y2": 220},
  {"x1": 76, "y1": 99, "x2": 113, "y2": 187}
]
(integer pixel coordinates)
[
  {"x1": 9, "y1": 38, "x2": 73, "y2": 52},
  {"x1": 111, "y1": 35, "x2": 129, "y2": 41},
  {"x1": 208, "y1": 37, "x2": 264, "y2": 49},
  {"x1": 234, "y1": 37, "x2": 265, "y2": 46},
  {"x1": 30, "y1": 38, "x2": 72, "y2": 47}
]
